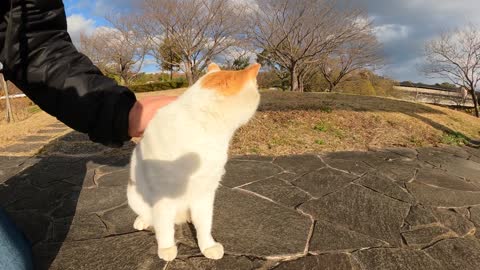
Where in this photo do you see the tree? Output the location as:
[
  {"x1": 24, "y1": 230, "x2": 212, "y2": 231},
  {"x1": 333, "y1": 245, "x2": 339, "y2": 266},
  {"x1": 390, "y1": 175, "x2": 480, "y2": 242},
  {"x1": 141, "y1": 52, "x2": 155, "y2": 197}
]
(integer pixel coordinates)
[
  {"x1": 423, "y1": 24, "x2": 480, "y2": 117},
  {"x1": 223, "y1": 55, "x2": 251, "y2": 70},
  {"x1": 319, "y1": 23, "x2": 383, "y2": 92},
  {"x1": 157, "y1": 37, "x2": 183, "y2": 80},
  {"x1": 250, "y1": 0, "x2": 367, "y2": 92},
  {"x1": 256, "y1": 49, "x2": 289, "y2": 88},
  {"x1": 79, "y1": 32, "x2": 109, "y2": 74},
  {"x1": 138, "y1": 0, "x2": 246, "y2": 85},
  {"x1": 0, "y1": 73, "x2": 13, "y2": 122},
  {"x1": 80, "y1": 15, "x2": 148, "y2": 86}
]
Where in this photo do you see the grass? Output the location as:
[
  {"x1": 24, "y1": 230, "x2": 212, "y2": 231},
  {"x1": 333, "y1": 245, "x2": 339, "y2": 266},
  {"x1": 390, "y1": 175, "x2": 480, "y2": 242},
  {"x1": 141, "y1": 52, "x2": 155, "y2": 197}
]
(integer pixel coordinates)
[
  {"x1": 27, "y1": 105, "x2": 42, "y2": 114},
  {"x1": 441, "y1": 131, "x2": 470, "y2": 145}
]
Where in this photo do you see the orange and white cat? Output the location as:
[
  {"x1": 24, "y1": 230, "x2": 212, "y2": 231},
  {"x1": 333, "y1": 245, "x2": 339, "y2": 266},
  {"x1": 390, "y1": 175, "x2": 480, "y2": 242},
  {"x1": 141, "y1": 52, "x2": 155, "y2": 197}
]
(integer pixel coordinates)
[{"x1": 127, "y1": 63, "x2": 261, "y2": 261}]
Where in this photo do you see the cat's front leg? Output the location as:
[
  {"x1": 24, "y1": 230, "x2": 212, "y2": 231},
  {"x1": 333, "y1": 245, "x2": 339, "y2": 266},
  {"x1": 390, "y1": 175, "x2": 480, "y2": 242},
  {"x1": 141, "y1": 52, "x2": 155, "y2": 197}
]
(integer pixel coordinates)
[
  {"x1": 153, "y1": 202, "x2": 178, "y2": 261},
  {"x1": 191, "y1": 193, "x2": 224, "y2": 260}
]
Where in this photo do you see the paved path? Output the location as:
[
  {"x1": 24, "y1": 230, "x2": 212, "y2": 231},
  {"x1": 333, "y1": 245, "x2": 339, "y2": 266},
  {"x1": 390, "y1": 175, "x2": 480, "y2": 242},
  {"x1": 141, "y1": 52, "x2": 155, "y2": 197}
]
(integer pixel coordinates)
[{"x1": 1, "y1": 130, "x2": 480, "y2": 270}]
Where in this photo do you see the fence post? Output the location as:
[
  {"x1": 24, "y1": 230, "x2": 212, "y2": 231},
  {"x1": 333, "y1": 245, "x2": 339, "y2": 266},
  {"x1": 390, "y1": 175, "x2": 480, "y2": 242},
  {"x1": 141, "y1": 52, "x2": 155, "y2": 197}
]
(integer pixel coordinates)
[{"x1": 0, "y1": 73, "x2": 13, "y2": 123}]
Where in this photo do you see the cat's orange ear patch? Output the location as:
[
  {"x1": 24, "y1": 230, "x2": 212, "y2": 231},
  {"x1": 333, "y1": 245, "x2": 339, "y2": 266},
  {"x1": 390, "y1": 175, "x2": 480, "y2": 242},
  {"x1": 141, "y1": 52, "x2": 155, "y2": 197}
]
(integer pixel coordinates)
[
  {"x1": 207, "y1": 63, "x2": 221, "y2": 73},
  {"x1": 201, "y1": 63, "x2": 261, "y2": 96},
  {"x1": 245, "y1": 63, "x2": 261, "y2": 78}
]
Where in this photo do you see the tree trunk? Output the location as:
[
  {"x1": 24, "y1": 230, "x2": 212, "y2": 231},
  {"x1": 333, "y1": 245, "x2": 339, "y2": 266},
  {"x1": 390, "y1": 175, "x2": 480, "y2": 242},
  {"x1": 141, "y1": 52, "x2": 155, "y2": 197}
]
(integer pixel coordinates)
[
  {"x1": 470, "y1": 88, "x2": 479, "y2": 117},
  {"x1": 184, "y1": 61, "x2": 194, "y2": 86},
  {"x1": 0, "y1": 74, "x2": 13, "y2": 123},
  {"x1": 191, "y1": 69, "x2": 201, "y2": 84},
  {"x1": 290, "y1": 65, "x2": 299, "y2": 92},
  {"x1": 325, "y1": 80, "x2": 334, "y2": 92},
  {"x1": 119, "y1": 75, "x2": 127, "y2": 86},
  {"x1": 297, "y1": 74, "x2": 305, "y2": 92}
]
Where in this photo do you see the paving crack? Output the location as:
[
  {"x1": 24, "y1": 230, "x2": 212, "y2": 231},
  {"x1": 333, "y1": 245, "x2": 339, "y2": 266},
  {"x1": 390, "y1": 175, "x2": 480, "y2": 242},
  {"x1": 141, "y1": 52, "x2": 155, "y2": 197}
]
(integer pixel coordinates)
[
  {"x1": 94, "y1": 213, "x2": 109, "y2": 232},
  {"x1": 234, "y1": 172, "x2": 286, "y2": 189},
  {"x1": 304, "y1": 218, "x2": 315, "y2": 255},
  {"x1": 100, "y1": 230, "x2": 152, "y2": 240},
  {"x1": 353, "y1": 182, "x2": 412, "y2": 204},
  {"x1": 233, "y1": 188, "x2": 291, "y2": 210},
  {"x1": 420, "y1": 237, "x2": 459, "y2": 251},
  {"x1": 406, "y1": 169, "x2": 419, "y2": 184},
  {"x1": 350, "y1": 252, "x2": 366, "y2": 270},
  {"x1": 316, "y1": 155, "x2": 365, "y2": 177}
]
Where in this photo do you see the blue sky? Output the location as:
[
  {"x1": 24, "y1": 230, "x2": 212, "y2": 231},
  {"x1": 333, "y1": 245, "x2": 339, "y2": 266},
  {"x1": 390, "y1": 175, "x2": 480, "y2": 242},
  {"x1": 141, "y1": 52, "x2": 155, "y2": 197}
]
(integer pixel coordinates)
[
  {"x1": 64, "y1": 0, "x2": 480, "y2": 83},
  {"x1": 64, "y1": 0, "x2": 158, "y2": 73}
]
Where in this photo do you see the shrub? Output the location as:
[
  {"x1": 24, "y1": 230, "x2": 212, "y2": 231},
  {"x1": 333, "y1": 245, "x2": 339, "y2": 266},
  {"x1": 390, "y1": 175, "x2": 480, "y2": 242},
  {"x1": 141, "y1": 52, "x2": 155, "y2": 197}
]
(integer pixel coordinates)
[
  {"x1": 130, "y1": 79, "x2": 188, "y2": 93},
  {"x1": 441, "y1": 131, "x2": 469, "y2": 145},
  {"x1": 257, "y1": 71, "x2": 289, "y2": 90},
  {"x1": 338, "y1": 79, "x2": 376, "y2": 96}
]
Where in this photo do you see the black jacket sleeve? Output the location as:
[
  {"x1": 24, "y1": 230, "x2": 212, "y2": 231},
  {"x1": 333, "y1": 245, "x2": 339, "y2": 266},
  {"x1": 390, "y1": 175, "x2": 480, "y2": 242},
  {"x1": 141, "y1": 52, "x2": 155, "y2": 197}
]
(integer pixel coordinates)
[{"x1": 0, "y1": 0, "x2": 137, "y2": 147}]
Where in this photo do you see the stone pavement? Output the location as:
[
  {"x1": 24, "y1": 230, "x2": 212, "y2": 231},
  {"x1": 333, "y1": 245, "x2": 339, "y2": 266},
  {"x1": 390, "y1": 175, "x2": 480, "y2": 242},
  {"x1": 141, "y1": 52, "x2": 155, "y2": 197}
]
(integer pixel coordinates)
[{"x1": 1, "y1": 130, "x2": 480, "y2": 270}]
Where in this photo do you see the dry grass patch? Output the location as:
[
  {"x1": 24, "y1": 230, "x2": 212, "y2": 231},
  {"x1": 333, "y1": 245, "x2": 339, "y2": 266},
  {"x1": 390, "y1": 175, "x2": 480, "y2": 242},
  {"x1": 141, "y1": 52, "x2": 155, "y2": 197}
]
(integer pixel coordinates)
[{"x1": 230, "y1": 91, "x2": 480, "y2": 155}]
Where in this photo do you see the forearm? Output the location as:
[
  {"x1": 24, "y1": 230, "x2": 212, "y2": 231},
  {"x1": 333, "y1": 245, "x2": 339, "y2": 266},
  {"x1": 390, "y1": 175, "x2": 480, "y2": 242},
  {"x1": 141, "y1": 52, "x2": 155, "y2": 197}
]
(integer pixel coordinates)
[{"x1": 0, "y1": 0, "x2": 136, "y2": 147}]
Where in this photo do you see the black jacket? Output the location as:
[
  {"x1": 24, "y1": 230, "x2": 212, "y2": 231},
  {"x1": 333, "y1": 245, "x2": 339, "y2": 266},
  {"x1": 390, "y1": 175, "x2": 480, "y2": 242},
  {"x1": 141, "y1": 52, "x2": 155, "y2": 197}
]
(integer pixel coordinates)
[{"x1": 0, "y1": 0, "x2": 137, "y2": 147}]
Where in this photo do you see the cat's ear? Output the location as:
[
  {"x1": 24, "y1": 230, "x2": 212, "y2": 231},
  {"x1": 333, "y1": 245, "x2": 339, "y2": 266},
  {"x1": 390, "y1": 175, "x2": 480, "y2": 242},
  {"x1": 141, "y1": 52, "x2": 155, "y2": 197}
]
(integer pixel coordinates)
[
  {"x1": 207, "y1": 63, "x2": 221, "y2": 73},
  {"x1": 244, "y1": 63, "x2": 261, "y2": 79}
]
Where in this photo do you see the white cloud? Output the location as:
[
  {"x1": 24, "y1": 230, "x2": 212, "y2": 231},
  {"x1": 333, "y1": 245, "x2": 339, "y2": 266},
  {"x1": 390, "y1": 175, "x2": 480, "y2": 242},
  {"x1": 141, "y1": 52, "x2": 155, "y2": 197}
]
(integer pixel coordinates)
[
  {"x1": 67, "y1": 14, "x2": 96, "y2": 46},
  {"x1": 373, "y1": 24, "x2": 410, "y2": 43}
]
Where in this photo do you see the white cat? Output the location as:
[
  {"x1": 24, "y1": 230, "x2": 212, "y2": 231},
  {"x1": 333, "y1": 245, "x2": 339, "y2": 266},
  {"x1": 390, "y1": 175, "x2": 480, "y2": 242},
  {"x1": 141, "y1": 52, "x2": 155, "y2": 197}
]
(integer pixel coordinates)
[{"x1": 127, "y1": 63, "x2": 261, "y2": 261}]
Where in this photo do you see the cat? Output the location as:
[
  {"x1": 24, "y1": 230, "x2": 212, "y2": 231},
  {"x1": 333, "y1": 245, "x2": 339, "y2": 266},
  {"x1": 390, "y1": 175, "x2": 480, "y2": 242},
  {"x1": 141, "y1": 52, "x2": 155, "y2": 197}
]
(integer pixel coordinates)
[{"x1": 127, "y1": 63, "x2": 261, "y2": 261}]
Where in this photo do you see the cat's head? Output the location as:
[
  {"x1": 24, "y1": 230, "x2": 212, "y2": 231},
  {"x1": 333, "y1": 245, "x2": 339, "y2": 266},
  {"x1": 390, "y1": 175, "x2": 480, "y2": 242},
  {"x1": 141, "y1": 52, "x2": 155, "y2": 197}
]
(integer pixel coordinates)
[{"x1": 195, "y1": 62, "x2": 261, "y2": 126}]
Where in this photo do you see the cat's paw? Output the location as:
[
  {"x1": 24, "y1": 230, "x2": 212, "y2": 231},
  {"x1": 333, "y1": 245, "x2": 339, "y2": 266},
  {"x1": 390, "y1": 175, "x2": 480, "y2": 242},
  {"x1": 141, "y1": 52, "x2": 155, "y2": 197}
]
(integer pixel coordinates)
[
  {"x1": 133, "y1": 217, "x2": 150, "y2": 231},
  {"x1": 158, "y1": 246, "x2": 178, "y2": 262},
  {"x1": 202, "y1": 243, "x2": 224, "y2": 260}
]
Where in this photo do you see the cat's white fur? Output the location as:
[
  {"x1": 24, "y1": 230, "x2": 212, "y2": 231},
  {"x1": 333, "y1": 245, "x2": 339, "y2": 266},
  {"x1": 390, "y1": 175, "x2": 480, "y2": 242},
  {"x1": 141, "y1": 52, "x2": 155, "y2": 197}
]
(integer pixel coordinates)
[{"x1": 127, "y1": 64, "x2": 260, "y2": 261}]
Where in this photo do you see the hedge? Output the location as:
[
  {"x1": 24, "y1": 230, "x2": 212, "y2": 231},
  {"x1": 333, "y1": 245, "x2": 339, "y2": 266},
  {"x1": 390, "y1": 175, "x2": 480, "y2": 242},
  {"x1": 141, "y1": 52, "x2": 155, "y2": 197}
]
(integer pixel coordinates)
[{"x1": 130, "y1": 81, "x2": 188, "y2": 93}]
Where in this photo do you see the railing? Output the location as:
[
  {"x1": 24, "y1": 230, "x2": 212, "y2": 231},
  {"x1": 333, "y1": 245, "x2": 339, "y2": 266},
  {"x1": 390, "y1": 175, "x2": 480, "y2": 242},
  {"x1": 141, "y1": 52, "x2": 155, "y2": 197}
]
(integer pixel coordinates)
[{"x1": 0, "y1": 94, "x2": 26, "y2": 100}]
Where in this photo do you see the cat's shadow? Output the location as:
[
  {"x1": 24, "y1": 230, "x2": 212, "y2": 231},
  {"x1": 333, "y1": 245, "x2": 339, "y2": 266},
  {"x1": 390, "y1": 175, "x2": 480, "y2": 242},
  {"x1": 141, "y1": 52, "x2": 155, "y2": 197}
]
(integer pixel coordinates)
[{"x1": 133, "y1": 153, "x2": 201, "y2": 205}]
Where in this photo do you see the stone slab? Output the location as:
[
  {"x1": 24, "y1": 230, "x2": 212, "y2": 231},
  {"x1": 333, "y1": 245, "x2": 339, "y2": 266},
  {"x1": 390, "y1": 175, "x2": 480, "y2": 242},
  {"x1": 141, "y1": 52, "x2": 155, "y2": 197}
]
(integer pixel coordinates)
[
  {"x1": 356, "y1": 172, "x2": 414, "y2": 203},
  {"x1": 46, "y1": 232, "x2": 163, "y2": 270},
  {"x1": 273, "y1": 155, "x2": 324, "y2": 175},
  {"x1": 406, "y1": 182, "x2": 480, "y2": 207},
  {"x1": 300, "y1": 184, "x2": 410, "y2": 246},
  {"x1": 240, "y1": 177, "x2": 311, "y2": 207},
  {"x1": 424, "y1": 238, "x2": 480, "y2": 270},
  {"x1": 293, "y1": 168, "x2": 357, "y2": 198},
  {"x1": 213, "y1": 187, "x2": 311, "y2": 257},
  {"x1": 274, "y1": 253, "x2": 361, "y2": 270},
  {"x1": 222, "y1": 160, "x2": 282, "y2": 188},
  {"x1": 310, "y1": 220, "x2": 387, "y2": 253},
  {"x1": 354, "y1": 248, "x2": 444, "y2": 270},
  {"x1": 0, "y1": 143, "x2": 45, "y2": 153}
]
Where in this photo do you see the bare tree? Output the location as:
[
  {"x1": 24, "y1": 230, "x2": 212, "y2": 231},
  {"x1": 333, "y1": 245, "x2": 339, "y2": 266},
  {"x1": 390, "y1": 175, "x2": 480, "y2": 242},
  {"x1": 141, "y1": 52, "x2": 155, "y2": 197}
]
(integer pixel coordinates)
[
  {"x1": 0, "y1": 73, "x2": 13, "y2": 122},
  {"x1": 80, "y1": 32, "x2": 110, "y2": 73},
  {"x1": 250, "y1": 0, "x2": 367, "y2": 92},
  {"x1": 80, "y1": 15, "x2": 148, "y2": 86},
  {"x1": 424, "y1": 24, "x2": 480, "y2": 117},
  {"x1": 320, "y1": 23, "x2": 383, "y2": 92},
  {"x1": 138, "y1": 0, "x2": 247, "y2": 85}
]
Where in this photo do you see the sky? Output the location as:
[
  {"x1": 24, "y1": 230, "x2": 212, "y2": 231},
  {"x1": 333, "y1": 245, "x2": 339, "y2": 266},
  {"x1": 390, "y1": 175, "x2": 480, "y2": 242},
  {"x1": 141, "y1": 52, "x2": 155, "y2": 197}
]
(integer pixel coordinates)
[{"x1": 64, "y1": 0, "x2": 480, "y2": 83}]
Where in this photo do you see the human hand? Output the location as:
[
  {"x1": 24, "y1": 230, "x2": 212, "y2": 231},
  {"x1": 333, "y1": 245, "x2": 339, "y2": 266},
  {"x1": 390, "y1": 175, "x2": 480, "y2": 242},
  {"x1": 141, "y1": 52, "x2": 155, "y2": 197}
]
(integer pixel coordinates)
[{"x1": 128, "y1": 95, "x2": 177, "y2": 137}]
